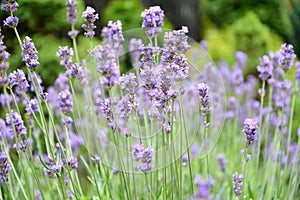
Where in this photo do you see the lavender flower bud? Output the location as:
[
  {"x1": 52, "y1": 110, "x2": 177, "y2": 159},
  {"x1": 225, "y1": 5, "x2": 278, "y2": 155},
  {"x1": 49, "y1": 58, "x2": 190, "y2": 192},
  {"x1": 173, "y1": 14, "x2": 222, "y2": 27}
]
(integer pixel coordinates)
[
  {"x1": 0, "y1": 30, "x2": 10, "y2": 75},
  {"x1": 103, "y1": 20, "x2": 124, "y2": 50},
  {"x1": 164, "y1": 26, "x2": 190, "y2": 54},
  {"x1": 61, "y1": 116, "x2": 73, "y2": 125},
  {"x1": 216, "y1": 154, "x2": 227, "y2": 172},
  {"x1": 91, "y1": 154, "x2": 100, "y2": 164},
  {"x1": 58, "y1": 89, "x2": 73, "y2": 115},
  {"x1": 0, "y1": 152, "x2": 11, "y2": 184},
  {"x1": 3, "y1": 16, "x2": 18, "y2": 28},
  {"x1": 1, "y1": 0, "x2": 18, "y2": 12},
  {"x1": 67, "y1": 157, "x2": 78, "y2": 169},
  {"x1": 119, "y1": 73, "x2": 137, "y2": 94},
  {"x1": 66, "y1": 0, "x2": 77, "y2": 25},
  {"x1": 197, "y1": 82, "x2": 210, "y2": 115},
  {"x1": 280, "y1": 43, "x2": 296, "y2": 73},
  {"x1": 235, "y1": 51, "x2": 248, "y2": 69},
  {"x1": 56, "y1": 46, "x2": 74, "y2": 76},
  {"x1": 72, "y1": 63, "x2": 87, "y2": 86},
  {"x1": 82, "y1": 6, "x2": 99, "y2": 39},
  {"x1": 5, "y1": 110, "x2": 27, "y2": 139},
  {"x1": 140, "y1": 146, "x2": 153, "y2": 173},
  {"x1": 25, "y1": 98, "x2": 39, "y2": 118},
  {"x1": 243, "y1": 118, "x2": 259, "y2": 147},
  {"x1": 8, "y1": 69, "x2": 29, "y2": 95},
  {"x1": 141, "y1": 6, "x2": 164, "y2": 37},
  {"x1": 257, "y1": 55, "x2": 273, "y2": 81},
  {"x1": 132, "y1": 144, "x2": 144, "y2": 161},
  {"x1": 118, "y1": 94, "x2": 136, "y2": 121},
  {"x1": 21, "y1": 36, "x2": 39, "y2": 71},
  {"x1": 232, "y1": 172, "x2": 244, "y2": 196},
  {"x1": 295, "y1": 62, "x2": 300, "y2": 88}
]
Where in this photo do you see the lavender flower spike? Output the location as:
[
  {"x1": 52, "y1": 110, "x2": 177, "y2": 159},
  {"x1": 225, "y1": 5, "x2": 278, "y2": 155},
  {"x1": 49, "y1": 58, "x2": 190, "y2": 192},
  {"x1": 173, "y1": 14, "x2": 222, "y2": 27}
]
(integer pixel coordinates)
[
  {"x1": 0, "y1": 29, "x2": 10, "y2": 75},
  {"x1": 66, "y1": 0, "x2": 78, "y2": 25},
  {"x1": 58, "y1": 89, "x2": 73, "y2": 115},
  {"x1": 141, "y1": 6, "x2": 164, "y2": 37},
  {"x1": 3, "y1": 16, "x2": 19, "y2": 28},
  {"x1": 243, "y1": 118, "x2": 259, "y2": 147},
  {"x1": 257, "y1": 55, "x2": 273, "y2": 81},
  {"x1": 1, "y1": 0, "x2": 19, "y2": 12},
  {"x1": 82, "y1": 6, "x2": 99, "y2": 39},
  {"x1": 21, "y1": 36, "x2": 39, "y2": 71},
  {"x1": 232, "y1": 172, "x2": 244, "y2": 196},
  {"x1": 197, "y1": 82, "x2": 210, "y2": 115},
  {"x1": 280, "y1": 43, "x2": 296, "y2": 73},
  {"x1": 295, "y1": 62, "x2": 300, "y2": 89},
  {"x1": 0, "y1": 152, "x2": 11, "y2": 184}
]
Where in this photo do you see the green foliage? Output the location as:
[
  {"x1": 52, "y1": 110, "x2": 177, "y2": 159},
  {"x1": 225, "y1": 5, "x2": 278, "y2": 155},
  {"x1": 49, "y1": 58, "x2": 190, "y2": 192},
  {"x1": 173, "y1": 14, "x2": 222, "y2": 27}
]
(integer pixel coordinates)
[
  {"x1": 205, "y1": 12, "x2": 283, "y2": 72},
  {"x1": 205, "y1": 0, "x2": 294, "y2": 41},
  {"x1": 290, "y1": 0, "x2": 300, "y2": 55}
]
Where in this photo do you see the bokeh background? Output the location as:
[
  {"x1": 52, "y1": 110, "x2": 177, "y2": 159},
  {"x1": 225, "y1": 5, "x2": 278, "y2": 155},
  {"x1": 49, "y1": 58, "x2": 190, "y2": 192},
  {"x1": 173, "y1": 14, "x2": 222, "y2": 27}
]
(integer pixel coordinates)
[{"x1": 1, "y1": 0, "x2": 299, "y2": 86}]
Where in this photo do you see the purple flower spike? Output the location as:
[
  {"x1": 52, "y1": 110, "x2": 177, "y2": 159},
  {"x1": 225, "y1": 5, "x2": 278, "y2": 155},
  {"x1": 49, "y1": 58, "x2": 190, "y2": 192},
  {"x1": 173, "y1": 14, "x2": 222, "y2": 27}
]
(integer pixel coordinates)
[
  {"x1": 82, "y1": 6, "x2": 99, "y2": 39},
  {"x1": 132, "y1": 144, "x2": 153, "y2": 173},
  {"x1": 295, "y1": 62, "x2": 300, "y2": 88},
  {"x1": 140, "y1": 146, "x2": 153, "y2": 173},
  {"x1": 243, "y1": 118, "x2": 259, "y2": 147},
  {"x1": 197, "y1": 82, "x2": 210, "y2": 115},
  {"x1": 3, "y1": 16, "x2": 18, "y2": 28},
  {"x1": 0, "y1": 152, "x2": 11, "y2": 184},
  {"x1": 235, "y1": 51, "x2": 248, "y2": 68},
  {"x1": 58, "y1": 89, "x2": 73, "y2": 115},
  {"x1": 1, "y1": 0, "x2": 19, "y2": 12},
  {"x1": 141, "y1": 6, "x2": 164, "y2": 37},
  {"x1": 232, "y1": 172, "x2": 244, "y2": 196},
  {"x1": 119, "y1": 73, "x2": 137, "y2": 94},
  {"x1": 8, "y1": 69, "x2": 29, "y2": 95},
  {"x1": 0, "y1": 30, "x2": 10, "y2": 75},
  {"x1": 21, "y1": 36, "x2": 39, "y2": 71},
  {"x1": 257, "y1": 55, "x2": 273, "y2": 81},
  {"x1": 56, "y1": 46, "x2": 74, "y2": 75},
  {"x1": 216, "y1": 154, "x2": 227, "y2": 172},
  {"x1": 280, "y1": 43, "x2": 296, "y2": 73},
  {"x1": 164, "y1": 26, "x2": 190, "y2": 54},
  {"x1": 66, "y1": 0, "x2": 78, "y2": 25}
]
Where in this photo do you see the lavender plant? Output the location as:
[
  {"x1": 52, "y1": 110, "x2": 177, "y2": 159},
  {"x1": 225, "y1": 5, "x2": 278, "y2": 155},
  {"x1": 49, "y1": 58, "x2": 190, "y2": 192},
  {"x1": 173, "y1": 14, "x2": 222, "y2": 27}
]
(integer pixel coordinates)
[{"x1": 0, "y1": 1, "x2": 299, "y2": 199}]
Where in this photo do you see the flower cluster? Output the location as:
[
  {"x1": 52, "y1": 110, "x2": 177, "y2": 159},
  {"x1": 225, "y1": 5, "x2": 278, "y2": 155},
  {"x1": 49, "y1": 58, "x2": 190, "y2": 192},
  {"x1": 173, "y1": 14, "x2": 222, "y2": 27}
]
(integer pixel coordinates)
[
  {"x1": 243, "y1": 118, "x2": 258, "y2": 147},
  {"x1": 132, "y1": 144, "x2": 153, "y2": 173},
  {"x1": 8, "y1": 69, "x2": 29, "y2": 97},
  {"x1": 58, "y1": 89, "x2": 73, "y2": 125},
  {"x1": 280, "y1": 43, "x2": 296, "y2": 73},
  {"x1": 0, "y1": 152, "x2": 11, "y2": 184},
  {"x1": 82, "y1": 6, "x2": 99, "y2": 39},
  {"x1": 257, "y1": 55, "x2": 273, "y2": 81},
  {"x1": 3, "y1": 16, "x2": 19, "y2": 28},
  {"x1": 66, "y1": 0, "x2": 78, "y2": 25},
  {"x1": 197, "y1": 82, "x2": 210, "y2": 115},
  {"x1": 0, "y1": 30, "x2": 10, "y2": 85},
  {"x1": 21, "y1": 36, "x2": 39, "y2": 71},
  {"x1": 141, "y1": 6, "x2": 164, "y2": 37},
  {"x1": 43, "y1": 144, "x2": 78, "y2": 179},
  {"x1": 232, "y1": 172, "x2": 244, "y2": 196},
  {"x1": 164, "y1": 26, "x2": 189, "y2": 54},
  {"x1": 1, "y1": 0, "x2": 18, "y2": 12},
  {"x1": 5, "y1": 111, "x2": 29, "y2": 151}
]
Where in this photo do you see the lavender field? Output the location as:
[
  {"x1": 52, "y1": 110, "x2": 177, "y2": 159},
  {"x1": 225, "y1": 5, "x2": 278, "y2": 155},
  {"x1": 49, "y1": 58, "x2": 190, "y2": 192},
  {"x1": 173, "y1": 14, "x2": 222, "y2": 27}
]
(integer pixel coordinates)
[{"x1": 0, "y1": 1, "x2": 300, "y2": 199}]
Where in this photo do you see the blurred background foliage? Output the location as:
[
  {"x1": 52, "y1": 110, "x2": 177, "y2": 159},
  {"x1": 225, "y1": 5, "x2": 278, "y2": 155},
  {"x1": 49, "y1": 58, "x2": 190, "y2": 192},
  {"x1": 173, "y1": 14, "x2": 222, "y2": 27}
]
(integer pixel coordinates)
[{"x1": 0, "y1": 0, "x2": 299, "y2": 86}]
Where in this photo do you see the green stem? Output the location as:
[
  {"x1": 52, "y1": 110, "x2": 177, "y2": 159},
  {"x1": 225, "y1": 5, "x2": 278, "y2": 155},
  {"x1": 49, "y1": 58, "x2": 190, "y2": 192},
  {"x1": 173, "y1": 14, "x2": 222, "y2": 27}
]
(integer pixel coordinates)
[{"x1": 257, "y1": 80, "x2": 266, "y2": 168}]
